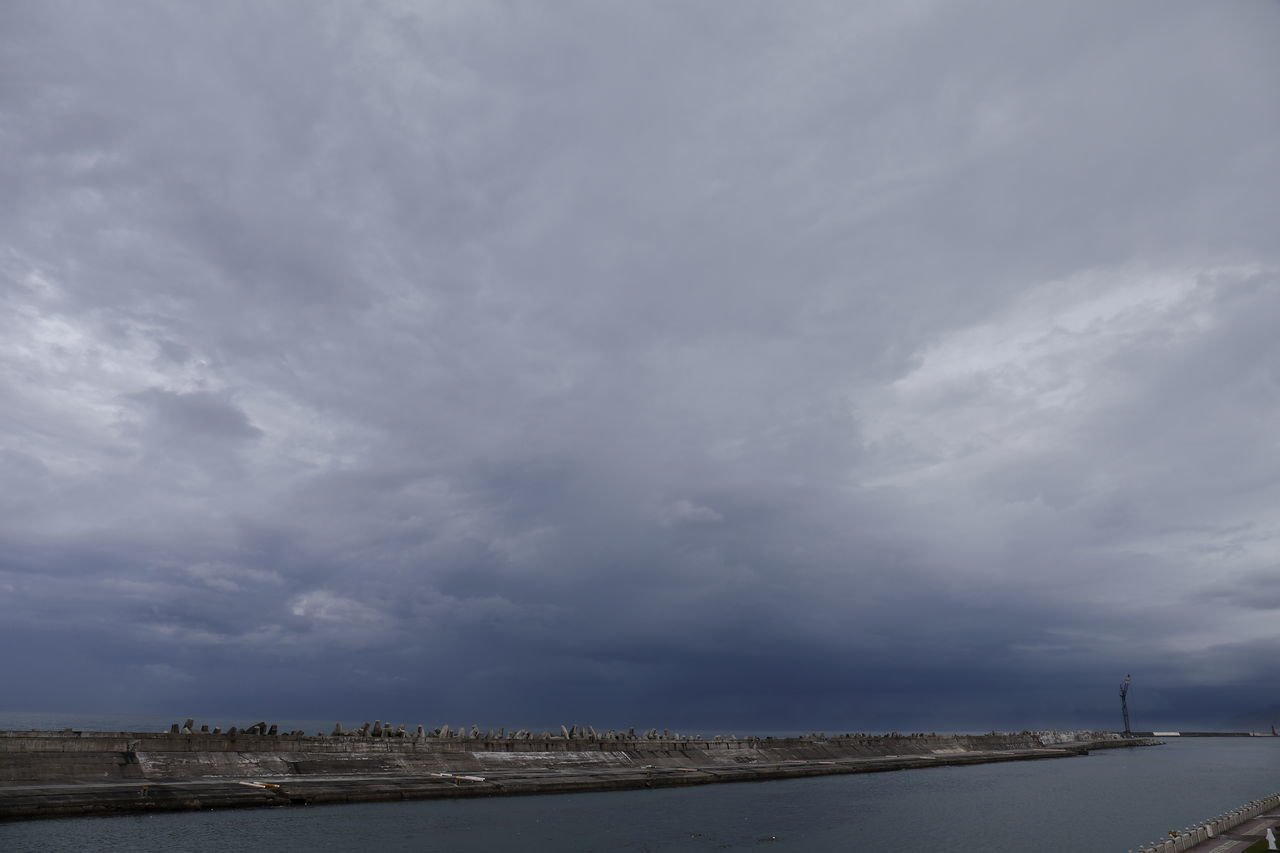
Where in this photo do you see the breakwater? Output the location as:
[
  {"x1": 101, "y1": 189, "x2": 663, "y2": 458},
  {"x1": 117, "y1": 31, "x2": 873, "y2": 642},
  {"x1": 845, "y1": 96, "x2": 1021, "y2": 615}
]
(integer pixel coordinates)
[
  {"x1": 1127, "y1": 790, "x2": 1280, "y2": 852},
  {"x1": 0, "y1": 727, "x2": 1157, "y2": 821}
]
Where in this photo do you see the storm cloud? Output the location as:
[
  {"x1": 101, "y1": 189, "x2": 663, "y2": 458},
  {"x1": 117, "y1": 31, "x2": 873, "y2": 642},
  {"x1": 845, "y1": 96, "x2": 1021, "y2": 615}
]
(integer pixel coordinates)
[{"x1": 2, "y1": 0, "x2": 1278, "y2": 732}]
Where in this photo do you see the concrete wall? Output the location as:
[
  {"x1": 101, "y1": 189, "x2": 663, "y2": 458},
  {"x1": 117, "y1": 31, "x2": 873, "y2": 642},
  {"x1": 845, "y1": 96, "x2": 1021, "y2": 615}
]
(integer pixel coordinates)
[
  {"x1": 0, "y1": 729, "x2": 1134, "y2": 783},
  {"x1": 1128, "y1": 791, "x2": 1280, "y2": 853}
]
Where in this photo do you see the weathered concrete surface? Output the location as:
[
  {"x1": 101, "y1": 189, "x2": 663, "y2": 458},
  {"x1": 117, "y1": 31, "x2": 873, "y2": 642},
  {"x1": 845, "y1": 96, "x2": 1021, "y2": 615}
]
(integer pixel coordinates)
[
  {"x1": 0, "y1": 730, "x2": 1158, "y2": 821},
  {"x1": 1126, "y1": 794, "x2": 1280, "y2": 852}
]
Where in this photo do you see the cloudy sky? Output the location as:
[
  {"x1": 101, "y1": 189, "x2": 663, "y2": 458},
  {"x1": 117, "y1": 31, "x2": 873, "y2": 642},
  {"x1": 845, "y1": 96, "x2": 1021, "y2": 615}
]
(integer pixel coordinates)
[{"x1": 2, "y1": 0, "x2": 1278, "y2": 733}]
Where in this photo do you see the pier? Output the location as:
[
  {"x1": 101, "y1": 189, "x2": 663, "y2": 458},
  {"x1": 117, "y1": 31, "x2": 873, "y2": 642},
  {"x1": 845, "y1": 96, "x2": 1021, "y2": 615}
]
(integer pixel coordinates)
[
  {"x1": 1127, "y1": 792, "x2": 1280, "y2": 853},
  {"x1": 0, "y1": 728, "x2": 1155, "y2": 821}
]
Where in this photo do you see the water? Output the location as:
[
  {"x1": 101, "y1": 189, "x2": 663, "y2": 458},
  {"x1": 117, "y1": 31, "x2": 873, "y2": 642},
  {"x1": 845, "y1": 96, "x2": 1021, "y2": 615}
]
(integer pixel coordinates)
[{"x1": 2, "y1": 732, "x2": 1277, "y2": 852}]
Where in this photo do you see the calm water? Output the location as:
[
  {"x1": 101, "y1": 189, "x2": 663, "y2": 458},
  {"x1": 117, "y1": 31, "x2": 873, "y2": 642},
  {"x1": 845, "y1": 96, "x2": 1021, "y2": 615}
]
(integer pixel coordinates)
[{"x1": 2, "y1": 718, "x2": 1278, "y2": 852}]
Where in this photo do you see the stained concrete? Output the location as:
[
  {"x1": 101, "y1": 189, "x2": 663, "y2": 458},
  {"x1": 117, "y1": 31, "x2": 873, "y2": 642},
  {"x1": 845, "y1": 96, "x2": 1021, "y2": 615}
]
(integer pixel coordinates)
[
  {"x1": 1128, "y1": 797, "x2": 1280, "y2": 853},
  {"x1": 0, "y1": 729, "x2": 1158, "y2": 821}
]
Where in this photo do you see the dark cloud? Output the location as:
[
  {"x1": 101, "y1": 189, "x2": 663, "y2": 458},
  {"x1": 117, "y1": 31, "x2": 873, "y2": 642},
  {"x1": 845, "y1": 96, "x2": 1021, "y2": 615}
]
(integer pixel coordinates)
[
  {"x1": 1, "y1": 0, "x2": 1279, "y2": 731},
  {"x1": 130, "y1": 389, "x2": 263, "y2": 441}
]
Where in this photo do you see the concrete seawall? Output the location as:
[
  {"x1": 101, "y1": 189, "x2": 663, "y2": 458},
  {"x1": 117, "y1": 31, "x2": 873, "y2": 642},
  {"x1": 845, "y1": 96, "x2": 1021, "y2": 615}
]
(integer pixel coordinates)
[
  {"x1": 0, "y1": 729, "x2": 1158, "y2": 821},
  {"x1": 1127, "y1": 791, "x2": 1280, "y2": 852}
]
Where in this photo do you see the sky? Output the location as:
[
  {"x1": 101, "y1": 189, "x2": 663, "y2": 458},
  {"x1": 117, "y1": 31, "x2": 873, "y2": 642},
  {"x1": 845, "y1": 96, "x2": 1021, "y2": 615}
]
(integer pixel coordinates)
[{"x1": 2, "y1": 0, "x2": 1279, "y2": 735}]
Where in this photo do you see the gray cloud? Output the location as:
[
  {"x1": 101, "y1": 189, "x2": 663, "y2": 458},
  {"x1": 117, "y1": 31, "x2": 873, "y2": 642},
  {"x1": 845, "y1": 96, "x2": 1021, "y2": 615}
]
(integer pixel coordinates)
[
  {"x1": 1, "y1": 0, "x2": 1278, "y2": 731},
  {"x1": 130, "y1": 389, "x2": 263, "y2": 441}
]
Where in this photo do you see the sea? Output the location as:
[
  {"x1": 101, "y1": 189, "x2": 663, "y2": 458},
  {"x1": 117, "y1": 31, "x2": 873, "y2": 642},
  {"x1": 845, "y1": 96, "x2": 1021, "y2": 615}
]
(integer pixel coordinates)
[{"x1": 2, "y1": 712, "x2": 1277, "y2": 853}]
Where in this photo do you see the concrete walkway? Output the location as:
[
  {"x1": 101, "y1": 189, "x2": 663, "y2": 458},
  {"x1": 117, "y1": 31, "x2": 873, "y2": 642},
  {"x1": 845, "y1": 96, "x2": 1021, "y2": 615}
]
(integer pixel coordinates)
[
  {"x1": 1166, "y1": 811, "x2": 1280, "y2": 853},
  {"x1": 1126, "y1": 794, "x2": 1280, "y2": 853}
]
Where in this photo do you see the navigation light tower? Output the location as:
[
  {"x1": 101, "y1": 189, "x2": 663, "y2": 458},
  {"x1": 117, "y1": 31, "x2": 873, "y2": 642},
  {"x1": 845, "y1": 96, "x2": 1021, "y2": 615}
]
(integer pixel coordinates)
[{"x1": 1119, "y1": 674, "x2": 1132, "y2": 735}]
